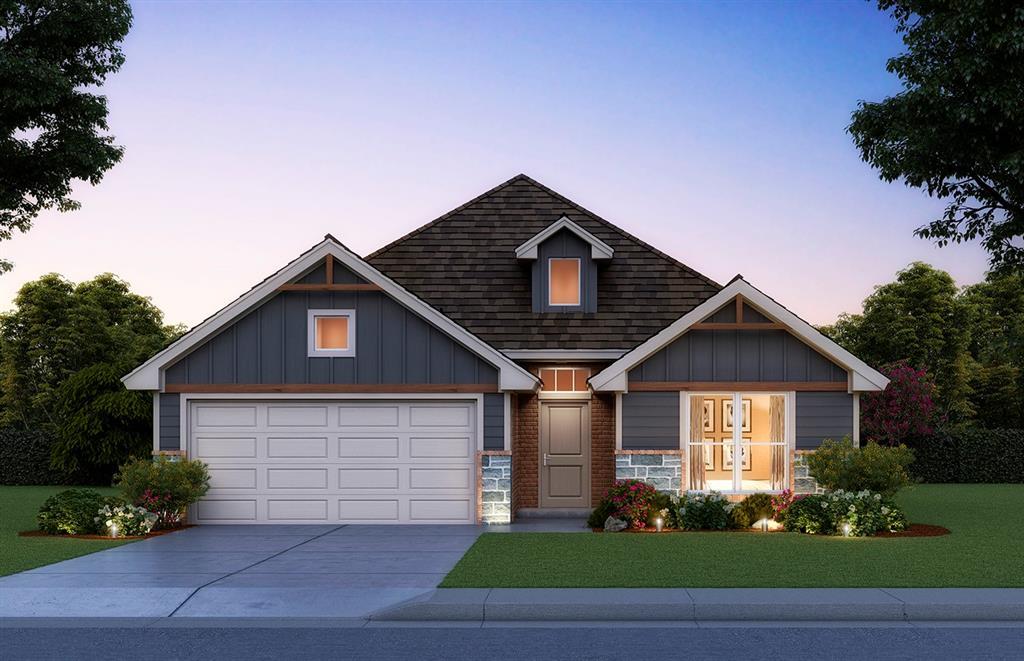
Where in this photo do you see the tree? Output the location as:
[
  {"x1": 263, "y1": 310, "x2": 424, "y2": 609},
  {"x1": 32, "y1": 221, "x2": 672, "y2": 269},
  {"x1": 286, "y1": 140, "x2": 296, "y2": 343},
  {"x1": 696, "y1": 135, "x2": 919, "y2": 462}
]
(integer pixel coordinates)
[
  {"x1": 848, "y1": 1, "x2": 1024, "y2": 272},
  {"x1": 0, "y1": 1, "x2": 132, "y2": 262},
  {"x1": 821, "y1": 262, "x2": 974, "y2": 420},
  {"x1": 861, "y1": 361, "x2": 939, "y2": 446}
]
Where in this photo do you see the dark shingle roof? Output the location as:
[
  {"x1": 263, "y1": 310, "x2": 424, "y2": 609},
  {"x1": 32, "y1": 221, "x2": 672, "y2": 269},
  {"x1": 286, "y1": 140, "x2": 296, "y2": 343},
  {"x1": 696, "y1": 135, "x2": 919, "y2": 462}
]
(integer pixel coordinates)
[{"x1": 365, "y1": 174, "x2": 721, "y2": 350}]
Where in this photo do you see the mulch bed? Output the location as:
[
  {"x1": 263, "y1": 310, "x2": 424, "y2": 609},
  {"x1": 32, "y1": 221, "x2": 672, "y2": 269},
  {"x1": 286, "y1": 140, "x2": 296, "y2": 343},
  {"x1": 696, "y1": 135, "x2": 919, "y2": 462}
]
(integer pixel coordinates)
[
  {"x1": 874, "y1": 523, "x2": 950, "y2": 538},
  {"x1": 18, "y1": 525, "x2": 194, "y2": 541}
]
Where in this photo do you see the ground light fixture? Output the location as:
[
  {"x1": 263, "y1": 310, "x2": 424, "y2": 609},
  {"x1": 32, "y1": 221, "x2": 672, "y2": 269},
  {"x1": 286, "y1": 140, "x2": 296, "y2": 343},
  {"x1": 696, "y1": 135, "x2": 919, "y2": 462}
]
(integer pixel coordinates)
[
  {"x1": 758, "y1": 518, "x2": 770, "y2": 532},
  {"x1": 109, "y1": 523, "x2": 119, "y2": 539},
  {"x1": 842, "y1": 522, "x2": 852, "y2": 537},
  {"x1": 655, "y1": 517, "x2": 664, "y2": 532}
]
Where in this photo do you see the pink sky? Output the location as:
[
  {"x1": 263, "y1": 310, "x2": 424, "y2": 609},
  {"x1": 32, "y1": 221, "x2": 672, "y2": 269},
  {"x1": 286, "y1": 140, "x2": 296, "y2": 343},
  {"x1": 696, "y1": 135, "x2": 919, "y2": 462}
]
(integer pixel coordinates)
[{"x1": 1, "y1": 3, "x2": 989, "y2": 328}]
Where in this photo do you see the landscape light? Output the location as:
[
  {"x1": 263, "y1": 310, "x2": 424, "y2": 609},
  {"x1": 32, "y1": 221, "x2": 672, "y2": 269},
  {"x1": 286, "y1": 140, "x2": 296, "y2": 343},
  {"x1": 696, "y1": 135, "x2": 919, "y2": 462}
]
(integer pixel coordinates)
[
  {"x1": 842, "y1": 522, "x2": 852, "y2": 537},
  {"x1": 110, "y1": 524, "x2": 119, "y2": 539},
  {"x1": 655, "y1": 517, "x2": 664, "y2": 532}
]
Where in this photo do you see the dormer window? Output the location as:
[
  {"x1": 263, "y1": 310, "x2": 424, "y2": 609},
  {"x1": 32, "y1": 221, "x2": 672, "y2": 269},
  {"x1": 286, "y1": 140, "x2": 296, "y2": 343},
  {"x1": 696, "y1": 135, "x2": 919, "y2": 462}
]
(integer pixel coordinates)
[
  {"x1": 548, "y1": 258, "x2": 581, "y2": 306},
  {"x1": 516, "y1": 216, "x2": 613, "y2": 313}
]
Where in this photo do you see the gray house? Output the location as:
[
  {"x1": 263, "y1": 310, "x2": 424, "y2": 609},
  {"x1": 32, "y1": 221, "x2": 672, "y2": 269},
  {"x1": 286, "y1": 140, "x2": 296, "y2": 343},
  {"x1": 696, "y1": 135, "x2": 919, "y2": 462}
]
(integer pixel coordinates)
[{"x1": 123, "y1": 175, "x2": 887, "y2": 525}]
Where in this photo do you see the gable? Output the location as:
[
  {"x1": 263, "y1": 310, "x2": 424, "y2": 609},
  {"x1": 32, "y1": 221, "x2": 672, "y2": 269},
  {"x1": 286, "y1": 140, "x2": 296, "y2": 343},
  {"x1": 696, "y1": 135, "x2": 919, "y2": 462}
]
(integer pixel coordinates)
[{"x1": 366, "y1": 174, "x2": 721, "y2": 350}]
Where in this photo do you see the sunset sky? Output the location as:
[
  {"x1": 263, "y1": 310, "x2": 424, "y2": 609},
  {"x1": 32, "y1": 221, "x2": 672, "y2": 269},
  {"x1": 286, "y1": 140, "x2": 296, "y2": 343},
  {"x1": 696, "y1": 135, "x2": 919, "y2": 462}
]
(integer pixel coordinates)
[{"x1": 2, "y1": 1, "x2": 988, "y2": 327}]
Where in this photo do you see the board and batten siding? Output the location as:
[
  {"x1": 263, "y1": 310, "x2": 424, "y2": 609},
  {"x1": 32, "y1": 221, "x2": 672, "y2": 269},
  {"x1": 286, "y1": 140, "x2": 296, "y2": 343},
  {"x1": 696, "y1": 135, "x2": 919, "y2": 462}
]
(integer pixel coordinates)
[
  {"x1": 628, "y1": 330, "x2": 848, "y2": 384},
  {"x1": 795, "y1": 392, "x2": 854, "y2": 450},
  {"x1": 158, "y1": 392, "x2": 181, "y2": 451},
  {"x1": 483, "y1": 393, "x2": 504, "y2": 451},
  {"x1": 163, "y1": 293, "x2": 499, "y2": 386},
  {"x1": 531, "y1": 228, "x2": 599, "y2": 313},
  {"x1": 621, "y1": 392, "x2": 680, "y2": 450}
]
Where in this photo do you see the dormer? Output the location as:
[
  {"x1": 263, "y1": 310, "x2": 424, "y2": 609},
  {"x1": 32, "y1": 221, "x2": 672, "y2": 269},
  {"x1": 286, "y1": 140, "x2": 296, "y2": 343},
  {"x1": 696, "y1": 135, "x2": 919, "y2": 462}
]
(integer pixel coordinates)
[{"x1": 515, "y1": 216, "x2": 613, "y2": 313}]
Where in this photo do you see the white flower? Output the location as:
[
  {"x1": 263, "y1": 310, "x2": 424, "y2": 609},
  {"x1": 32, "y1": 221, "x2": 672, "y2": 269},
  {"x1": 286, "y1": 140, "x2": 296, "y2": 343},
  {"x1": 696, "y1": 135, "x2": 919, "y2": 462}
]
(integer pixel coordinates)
[{"x1": 105, "y1": 519, "x2": 113, "y2": 527}]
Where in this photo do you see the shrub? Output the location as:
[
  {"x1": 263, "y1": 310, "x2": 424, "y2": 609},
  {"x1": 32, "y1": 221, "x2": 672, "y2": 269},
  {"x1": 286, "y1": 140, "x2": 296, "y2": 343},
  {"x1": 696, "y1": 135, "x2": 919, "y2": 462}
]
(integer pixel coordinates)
[
  {"x1": 0, "y1": 428, "x2": 71, "y2": 485},
  {"x1": 37, "y1": 489, "x2": 120, "y2": 535},
  {"x1": 807, "y1": 439, "x2": 914, "y2": 497},
  {"x1": 861, "y1": 362, "x2": 938, "y2": 446},
  {"x1": 95, "y1": 503, "x2": 157, "y2": 537},
  {"x1": 115, "y1": 457, "x2": 210, "y2": 528},
  {"x1": 676, "y1": 491, "x2": 733, "y2": 531},
  {"x1": 729, "y1": 493, "x2": 776, "y2": 528},
  {"x1": 910, "y1": 427, "x2": 1024, "y2": 483},
  {"x1": 782, "y1": 495, "x2": 834, "y2": 535},
  {"x1": 783, "y1": 490, "x2": 907, "y2": 536},
  {"x1": 601, "y1": 479, "x2": 660, "y2": 529},
  {"x1": 770, "y1": 489, "x2": 804, "y2": 525},
  {"x1": 586, "y1": 500, "x2": 616, "y2": 529}
]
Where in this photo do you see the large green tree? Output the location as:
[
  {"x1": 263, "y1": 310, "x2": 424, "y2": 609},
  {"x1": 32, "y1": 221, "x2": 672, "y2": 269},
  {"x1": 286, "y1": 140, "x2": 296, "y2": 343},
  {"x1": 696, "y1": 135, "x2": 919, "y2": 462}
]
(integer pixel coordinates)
[
  {"x1": 0, "y1": 273, "x2": 180, "y2": 480},
  {"x1": 849, "y1": 0, "x2": 1024, "y2": 271},
  {"x1": 0, "y1": 0, "x2": 132, "y2": 272},
  {"x1": 821, "y1": 262, "x2": 975, "y2": 421}
]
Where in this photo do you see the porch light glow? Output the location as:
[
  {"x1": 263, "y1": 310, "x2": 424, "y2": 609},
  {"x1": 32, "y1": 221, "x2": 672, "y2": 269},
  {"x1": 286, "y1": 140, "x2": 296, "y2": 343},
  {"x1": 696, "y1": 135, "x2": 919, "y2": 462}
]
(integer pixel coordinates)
[{"x1": 655, "y1": 517, "x2": 664, "y2": 532}]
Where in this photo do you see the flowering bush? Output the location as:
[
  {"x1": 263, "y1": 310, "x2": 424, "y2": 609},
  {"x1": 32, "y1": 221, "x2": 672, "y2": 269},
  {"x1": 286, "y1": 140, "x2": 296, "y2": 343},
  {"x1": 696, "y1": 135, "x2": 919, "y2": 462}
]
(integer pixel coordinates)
[
  {"x1": 783, "y1": 490, "x2": 907, "y2": 536},
  {"x1": 115, "y1": 457, "x2": 210, "y2": 529},
  {"x1": 603, "y1": 479, "x2": 659, "y2": 529},
  {"x1": 676, "y1": 491, "x2": 733, "y2": 530},
  {"x1": 807, "y1": 439, "x2": 914, "y2": 497},
  {"x1": 95, "y1": 503, "x2": 157, "y2": 537},
  {"x1": 770, "y1": 489, "x2": 805, "y2": 524},
  {"x1": 861, "y1": 361, "x2": 938, "y2": 446}
]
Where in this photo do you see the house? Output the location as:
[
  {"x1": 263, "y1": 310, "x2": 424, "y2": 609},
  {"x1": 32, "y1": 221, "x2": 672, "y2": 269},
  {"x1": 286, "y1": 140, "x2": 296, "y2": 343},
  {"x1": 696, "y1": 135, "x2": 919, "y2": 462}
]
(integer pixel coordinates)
[{"x1": 122, "y1": 175, "x2": 888, "y2": 525}]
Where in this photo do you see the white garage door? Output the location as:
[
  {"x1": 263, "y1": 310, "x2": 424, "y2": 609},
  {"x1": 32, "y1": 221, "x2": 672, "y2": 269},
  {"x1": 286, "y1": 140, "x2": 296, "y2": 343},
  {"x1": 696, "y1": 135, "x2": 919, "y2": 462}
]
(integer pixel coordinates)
[{"x1": 188, "y1": 400, "x2": 477, "y2": 524}]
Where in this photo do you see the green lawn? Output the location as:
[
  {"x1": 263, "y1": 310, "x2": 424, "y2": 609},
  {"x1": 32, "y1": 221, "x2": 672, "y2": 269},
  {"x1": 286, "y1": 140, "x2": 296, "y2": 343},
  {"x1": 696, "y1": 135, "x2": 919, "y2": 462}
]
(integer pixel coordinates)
[
  {"x1": 0, "y1": 486, "x2": 132, "y2": 577},
  {"x1": 442, "y1": 484, "x2": 1024, "y2": 588}
]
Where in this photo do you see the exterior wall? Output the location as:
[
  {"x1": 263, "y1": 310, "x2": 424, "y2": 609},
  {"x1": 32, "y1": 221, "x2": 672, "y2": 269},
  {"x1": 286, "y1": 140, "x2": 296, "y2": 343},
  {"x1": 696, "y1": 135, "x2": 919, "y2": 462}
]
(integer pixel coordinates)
[
  {"x1": 483, "y1": 393, "x2": 504, "y2": 450},
  {"x1": 615, "y1": 450, "x2": 682, "y2": 494},
  {"x1": 158, "y1": 393, "x2": 181, "y2": 451},
  {"x1": 627, "y1": 329, "x2": 848, "y2": 384},
  {"x1": 164, "y1": 263, "x2": 499, "y2": 386},
  {"x1": 479, "y1": 452, "x2": 512, "y2": 523},
  {"x1": 793, "y1": 451, "x2": 826, "y2": 494},
  {"x1": 531, "y1": 229, "x2": 598, "y2": 313},
  {"x1": 511, "y1": 393, "x2": 539, "y2": 512},
  {"x1": 621, "y1": 392, "x2": 679, "y2": 450},
  {"x1": 795, "y1": 392, "x2": 854, "y2": 450},
  {"x1": 590, "y1": 394, "x2": 616, "y2": 506}
]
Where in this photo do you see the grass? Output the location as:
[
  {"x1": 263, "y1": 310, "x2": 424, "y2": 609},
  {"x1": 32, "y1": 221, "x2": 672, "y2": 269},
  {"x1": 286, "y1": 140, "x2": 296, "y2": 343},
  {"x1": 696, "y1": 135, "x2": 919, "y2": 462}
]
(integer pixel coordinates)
[
  {"x1": 0, "y1": 486, "x2": 132, "y2": 577},
  {"x1": 441, "y1": 484, "x2": 1024, "y2": 588}
]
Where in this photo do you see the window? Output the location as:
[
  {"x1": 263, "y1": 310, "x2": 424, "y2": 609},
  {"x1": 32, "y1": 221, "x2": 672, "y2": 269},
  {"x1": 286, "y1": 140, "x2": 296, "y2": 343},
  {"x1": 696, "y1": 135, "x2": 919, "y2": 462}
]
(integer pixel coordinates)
[
  {"x1": 548, "y1": 258, "x2": 581, "y2": 306},
  {"x1": 307, "y1": 309, "x2": 355, "y2": 357},
  {"x1": 539, "y1": 367, "x2": 590, "y2": 392}
]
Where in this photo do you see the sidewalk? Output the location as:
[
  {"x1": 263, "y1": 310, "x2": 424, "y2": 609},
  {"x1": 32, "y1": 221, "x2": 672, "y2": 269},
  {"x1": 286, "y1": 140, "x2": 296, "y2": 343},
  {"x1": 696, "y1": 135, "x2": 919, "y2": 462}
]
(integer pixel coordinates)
[{"x1": 371, "y1": 588, "x2": 1024, "y2": 622}]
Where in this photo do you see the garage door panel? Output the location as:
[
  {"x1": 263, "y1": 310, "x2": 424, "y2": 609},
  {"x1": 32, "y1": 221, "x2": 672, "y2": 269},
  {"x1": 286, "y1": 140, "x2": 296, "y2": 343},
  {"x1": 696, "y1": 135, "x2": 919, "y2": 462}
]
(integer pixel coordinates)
[
  {"x1": 209, "y1": 468, "x2": 258, "y2": 490},
  {"x1": 409, "y1": 436, "x2": 472, "y2": 458},
  {"x1": 338, "y1": 405, "x2": 400, "y2": 427},
  {"x1": 267, "y1": 499, "x2": 328, "y2": 521},
  {"x1": 267, "y1": 468, "x2": 328, "y2": 490},
  {"x1": 339, "y1": 436, "x2": 400, "y2": 458},
  {"x1": 267, "y1": 405, "x2": 329, "y2": 427},
  {"x1": 267, "y1": 437, "x2": 328, "y2": 458},
  {"x1": 194, "y1": 436, "x2": 257, "y2": 458},
  {"x1": 190, "y1": 400, "x2": 477, "y2": 524}
]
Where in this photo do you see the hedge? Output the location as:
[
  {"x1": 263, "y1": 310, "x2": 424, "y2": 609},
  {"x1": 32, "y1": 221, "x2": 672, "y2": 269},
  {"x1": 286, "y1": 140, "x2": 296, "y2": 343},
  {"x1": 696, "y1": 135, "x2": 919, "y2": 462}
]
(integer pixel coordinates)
[
  {"x1": 0, "y1": 427, "x2": 72, "y2": 485},
  {"x1": 910, "y1": 428, "x2": 1024, "y2": 483}
]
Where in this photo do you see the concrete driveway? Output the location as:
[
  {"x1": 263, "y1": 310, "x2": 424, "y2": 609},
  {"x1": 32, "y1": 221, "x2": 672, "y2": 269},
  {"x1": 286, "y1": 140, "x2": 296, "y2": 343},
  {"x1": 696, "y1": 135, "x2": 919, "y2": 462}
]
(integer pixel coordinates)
[{"x1": 0, "y1": 524, "x2": 488, "y2": 618}]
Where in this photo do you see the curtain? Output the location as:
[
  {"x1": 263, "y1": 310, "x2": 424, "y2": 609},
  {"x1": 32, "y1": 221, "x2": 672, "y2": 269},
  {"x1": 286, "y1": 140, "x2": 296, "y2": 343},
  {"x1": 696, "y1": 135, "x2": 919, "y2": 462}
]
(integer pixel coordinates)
[
  {"x1": 769, "y1": 395, "x2": 786, "y2": 491},
  {"x1": 688, "y1": 396, "x2": 705, "y2": 492}
]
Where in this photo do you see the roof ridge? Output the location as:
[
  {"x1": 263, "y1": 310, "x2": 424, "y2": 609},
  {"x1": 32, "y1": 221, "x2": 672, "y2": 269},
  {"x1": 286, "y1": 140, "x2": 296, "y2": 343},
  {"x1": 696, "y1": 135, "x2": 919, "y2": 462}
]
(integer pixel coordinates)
[{"x1": 364, "y1": 173, "x2": 532, "y2": 260}]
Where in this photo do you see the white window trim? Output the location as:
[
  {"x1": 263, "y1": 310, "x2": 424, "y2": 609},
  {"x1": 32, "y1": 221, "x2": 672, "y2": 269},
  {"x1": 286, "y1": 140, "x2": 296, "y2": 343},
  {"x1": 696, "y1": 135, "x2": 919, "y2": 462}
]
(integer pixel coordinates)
[
  {"x1": 681, "y1": 390, "x2": 794, "y2": 495},
  {"x1": 307, "y1": 309, "x2": 355, "y2": 357},
  {"x1": 547, "y1": 257, "x2": 582, "y2": 307}
]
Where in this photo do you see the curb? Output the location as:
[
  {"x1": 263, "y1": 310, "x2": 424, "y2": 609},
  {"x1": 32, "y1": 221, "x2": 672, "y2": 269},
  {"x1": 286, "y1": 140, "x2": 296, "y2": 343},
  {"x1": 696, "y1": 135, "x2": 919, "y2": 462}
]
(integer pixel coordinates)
[{"x1": 371, "y1": 588, "x2": 1024, "y2": 622}]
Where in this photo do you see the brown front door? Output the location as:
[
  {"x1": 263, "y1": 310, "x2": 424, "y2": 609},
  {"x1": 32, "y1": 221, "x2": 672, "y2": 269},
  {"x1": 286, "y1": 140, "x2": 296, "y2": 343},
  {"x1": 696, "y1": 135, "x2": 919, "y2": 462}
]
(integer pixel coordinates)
[{"x1": 539, "y1": 401, "x2": 591, "y2": 508}]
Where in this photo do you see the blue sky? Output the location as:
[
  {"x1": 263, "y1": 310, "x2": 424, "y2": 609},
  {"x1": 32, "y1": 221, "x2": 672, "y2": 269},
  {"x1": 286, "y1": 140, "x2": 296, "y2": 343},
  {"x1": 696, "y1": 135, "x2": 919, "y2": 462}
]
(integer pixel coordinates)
[{"x1": 2, "y1": 1, "x2": 988, "y2": 325}]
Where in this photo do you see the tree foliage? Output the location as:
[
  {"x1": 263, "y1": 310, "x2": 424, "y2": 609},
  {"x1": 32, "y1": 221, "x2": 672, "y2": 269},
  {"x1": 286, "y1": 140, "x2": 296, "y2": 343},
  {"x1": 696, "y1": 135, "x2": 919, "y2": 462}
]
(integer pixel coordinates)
[
  {"x1": 0, "y1": 0, "x2": 132, "y2": 245},
  {"x1": 849, "y1": 0, "x2": 1024, "y2": 271},
  {"x1": 861, "y1": 362, "x2": 939, "y2": 445}
]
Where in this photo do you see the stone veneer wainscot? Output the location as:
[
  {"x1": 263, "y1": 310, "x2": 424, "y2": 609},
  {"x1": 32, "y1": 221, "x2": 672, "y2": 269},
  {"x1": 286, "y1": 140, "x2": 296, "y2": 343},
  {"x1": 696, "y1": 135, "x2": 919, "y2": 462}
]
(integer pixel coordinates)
[
  {"x1": 614, "y1": 450, "x2": 682, "y2": 495},
  {"x1": 480, "y1": 453, "x2": 512, "y2": 524},
  {"x1": 793, "y1": 451, "x2": 826, "y2": 495}
]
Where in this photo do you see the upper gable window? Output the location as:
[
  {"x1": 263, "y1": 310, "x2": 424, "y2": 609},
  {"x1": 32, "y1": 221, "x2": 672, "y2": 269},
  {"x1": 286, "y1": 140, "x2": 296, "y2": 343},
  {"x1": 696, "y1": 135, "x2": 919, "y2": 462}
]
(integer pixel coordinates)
[
  {"x1": 308, "y1": 309, "x2": 355, "y2": 357},
  {"x1": 548, "y1": 258, "x2": 581, "y2": 306}
]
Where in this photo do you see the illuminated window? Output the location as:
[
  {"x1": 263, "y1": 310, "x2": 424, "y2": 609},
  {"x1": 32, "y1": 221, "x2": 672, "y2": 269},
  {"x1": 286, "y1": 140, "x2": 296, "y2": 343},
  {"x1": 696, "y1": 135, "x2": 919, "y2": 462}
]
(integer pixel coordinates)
[
  {"x1": 307, "y1": 310, "x2": 355, "y2": 357},
  {"x1": 539, "y1": 367, "x2": 591, "y2": 392},
  {"x1": 548, "y1": 258, "x2": 581, "y2": 306}
]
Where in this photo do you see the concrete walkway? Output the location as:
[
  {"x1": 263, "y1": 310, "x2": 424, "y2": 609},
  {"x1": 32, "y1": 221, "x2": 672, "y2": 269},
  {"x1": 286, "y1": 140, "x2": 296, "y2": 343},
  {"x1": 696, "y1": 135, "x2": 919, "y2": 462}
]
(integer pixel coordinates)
[{"x1": 373, "y1": 587, "x2": 1024, "y2": 622}]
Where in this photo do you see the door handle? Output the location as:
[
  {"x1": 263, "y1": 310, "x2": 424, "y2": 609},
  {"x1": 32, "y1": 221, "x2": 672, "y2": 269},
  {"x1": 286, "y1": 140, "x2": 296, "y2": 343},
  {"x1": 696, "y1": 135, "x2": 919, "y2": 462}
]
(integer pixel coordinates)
[{"x1": 543, "y1": 453, "x2": 551, "y2": 466}]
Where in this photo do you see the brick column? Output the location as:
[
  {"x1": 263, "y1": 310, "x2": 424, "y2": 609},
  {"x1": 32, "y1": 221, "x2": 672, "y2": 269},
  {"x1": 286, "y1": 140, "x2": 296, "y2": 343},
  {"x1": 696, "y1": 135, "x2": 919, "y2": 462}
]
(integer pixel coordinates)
[
  {"x1": 590, "y1": 393, "x2": 616, "y2": 506},
  {"x1": 511, "y1": 393, "x2": 539, "y2": 514}
]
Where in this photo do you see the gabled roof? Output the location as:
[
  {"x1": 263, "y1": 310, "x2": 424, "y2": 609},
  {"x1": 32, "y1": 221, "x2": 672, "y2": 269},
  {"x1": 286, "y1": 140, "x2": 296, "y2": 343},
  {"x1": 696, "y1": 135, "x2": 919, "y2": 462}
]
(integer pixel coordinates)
[
  {"x1": 122, "y1": 237, "x2": 539, "y2": 392},
  {"x1": 366, "y1": 174, "x2": 722, "y2": 350},
  {"x1": 515, "y1": 215, "x2": 614, "y2": 260},
  {"x1": 589, "y1": 277, "x2": 890, "y2": 392}
]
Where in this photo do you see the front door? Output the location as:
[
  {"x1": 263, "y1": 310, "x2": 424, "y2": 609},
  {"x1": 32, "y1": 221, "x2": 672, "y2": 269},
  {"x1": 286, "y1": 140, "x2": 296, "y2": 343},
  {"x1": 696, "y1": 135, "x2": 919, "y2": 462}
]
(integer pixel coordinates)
[{"x1": 539, "y1": 401, "x2": 591, "y2": 508}]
